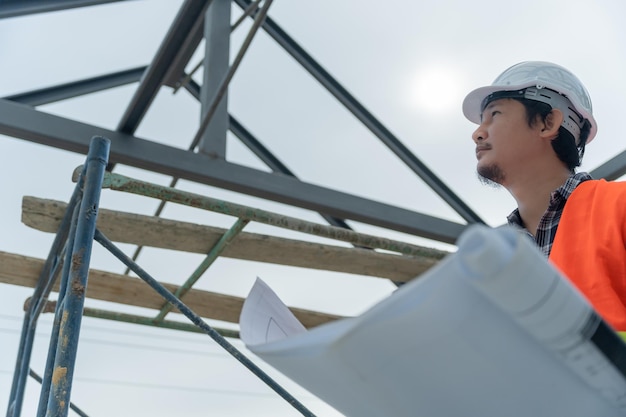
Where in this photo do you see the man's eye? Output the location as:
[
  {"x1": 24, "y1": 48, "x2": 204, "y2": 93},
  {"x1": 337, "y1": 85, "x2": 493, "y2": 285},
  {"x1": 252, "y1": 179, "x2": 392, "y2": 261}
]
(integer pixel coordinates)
[{"x1": 491, "y1": 111, "x2": 500, "y2": 117}]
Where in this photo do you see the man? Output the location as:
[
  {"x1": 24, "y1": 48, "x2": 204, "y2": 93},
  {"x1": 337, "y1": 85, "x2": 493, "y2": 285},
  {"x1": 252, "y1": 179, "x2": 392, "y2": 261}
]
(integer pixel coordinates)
[{"x1": 462, "y1": 61, "x2": 626, "y2": 332}]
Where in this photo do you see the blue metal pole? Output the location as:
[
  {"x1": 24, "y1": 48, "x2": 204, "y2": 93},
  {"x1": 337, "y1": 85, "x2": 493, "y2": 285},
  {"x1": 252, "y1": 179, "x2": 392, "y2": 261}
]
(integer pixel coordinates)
[
  {"x1": 44, "y1": 136, "x2": 110, "y2": 417},
  {"x1": 93, "y1": 229, "x2": 317, "y2": 417},
  {"x1": 36, "y1": 197, "x2": 83, "y2": 417},
  {"x1": 6, "y1": 182, "x2": 83, "y2": 417}
]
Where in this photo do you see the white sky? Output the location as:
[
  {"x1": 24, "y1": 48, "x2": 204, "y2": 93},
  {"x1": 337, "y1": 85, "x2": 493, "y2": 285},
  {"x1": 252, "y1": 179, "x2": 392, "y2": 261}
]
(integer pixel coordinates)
[{"x1": 1, "y1": 0, "x2": 626, "y2": 415}]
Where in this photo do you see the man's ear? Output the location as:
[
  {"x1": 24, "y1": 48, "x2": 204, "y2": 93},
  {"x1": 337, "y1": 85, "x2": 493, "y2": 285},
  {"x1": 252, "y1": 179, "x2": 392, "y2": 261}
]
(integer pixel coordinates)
[{"x1": 540, "y1": 109, "x2": 563, "y2": 139}]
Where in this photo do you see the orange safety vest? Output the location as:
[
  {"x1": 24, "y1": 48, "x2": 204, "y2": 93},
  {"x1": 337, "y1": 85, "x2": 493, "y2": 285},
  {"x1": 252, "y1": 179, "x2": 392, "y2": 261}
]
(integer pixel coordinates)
[{"x1": 549, "y1": 179, "x2": 626, "y2": 331}]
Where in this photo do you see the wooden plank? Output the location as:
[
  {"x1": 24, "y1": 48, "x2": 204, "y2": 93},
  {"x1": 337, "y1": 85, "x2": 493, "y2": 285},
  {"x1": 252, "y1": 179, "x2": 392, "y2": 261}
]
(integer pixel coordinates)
[
  {"x1": 0, "y1": 251, "x2": 340, "y2": 328},
  {"x1": 22, "y1": 196, "x2": 447, "y2": 282}
]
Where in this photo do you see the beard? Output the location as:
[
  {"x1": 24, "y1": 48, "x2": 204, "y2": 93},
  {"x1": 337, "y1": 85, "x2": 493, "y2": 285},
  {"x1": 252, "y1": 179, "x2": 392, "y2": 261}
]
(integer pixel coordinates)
[{"x1": 477, "y1": 163, "x2": 505, "y2": 187}]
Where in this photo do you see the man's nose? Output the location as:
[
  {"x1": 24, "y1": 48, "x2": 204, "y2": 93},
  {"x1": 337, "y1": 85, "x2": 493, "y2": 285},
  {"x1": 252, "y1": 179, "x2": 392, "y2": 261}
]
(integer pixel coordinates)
[{"x1": 472, "y1": 124, "x2": 486, "y2": 144}]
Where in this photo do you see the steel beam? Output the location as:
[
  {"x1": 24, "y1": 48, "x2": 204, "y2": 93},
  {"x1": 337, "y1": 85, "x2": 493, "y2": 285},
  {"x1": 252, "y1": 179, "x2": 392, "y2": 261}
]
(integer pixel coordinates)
[
  {"x1": 199, "y1": 0, "x2": 231, "y2": 158},
  {"x1": 162, "y1": 11, "x2": 206, "y2": 89},
  {"x1": 5, "y1": 66, "x2": 146, "y2": 107},
  {"x1": 589, "y1": 150, "x2": 626, "y2": 181},
  {"x1": 0, "y1": 0, "x2": 128, "y2": 19},
  {"x1": 233, "y1": 0, "x2": 483, "y2": 225},
  {"x1": 117, "y1": 0, "x2": 211, "y2": 135},
  {"x1": 0, "y1": 99, "x2": 466, "y2": 243}
]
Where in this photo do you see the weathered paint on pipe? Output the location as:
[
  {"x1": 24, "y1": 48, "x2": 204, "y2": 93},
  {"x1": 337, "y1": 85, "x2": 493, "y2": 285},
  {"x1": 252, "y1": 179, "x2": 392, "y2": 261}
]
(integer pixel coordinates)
[
  {"x1": 37, "y1": 201, "x2": 82, "y2": 417},
  {"x1": 45, "y1": 136, "x2": 110, "y2": 417},
  {"x1": 81, "y1": 307, "x2": 239, "y2": 339},
  {"x1": 100, "y1": 171, "x2": 446, "y2": 259},
  {"x1": 7, "y1": 172, "x2": 83, "y2": 417}
]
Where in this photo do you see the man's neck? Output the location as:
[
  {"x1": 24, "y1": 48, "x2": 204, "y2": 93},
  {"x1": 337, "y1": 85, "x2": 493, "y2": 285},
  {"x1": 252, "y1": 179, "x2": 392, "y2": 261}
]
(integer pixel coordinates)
[{"x1": 506, "y1": 170, "x2": 572, "y2": 236}]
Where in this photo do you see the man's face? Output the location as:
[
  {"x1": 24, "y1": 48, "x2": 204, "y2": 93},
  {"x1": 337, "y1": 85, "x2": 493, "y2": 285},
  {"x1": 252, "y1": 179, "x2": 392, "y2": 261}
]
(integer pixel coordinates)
[{"x1": 471, "y1": 98, "x2": 538, "y2": 186}]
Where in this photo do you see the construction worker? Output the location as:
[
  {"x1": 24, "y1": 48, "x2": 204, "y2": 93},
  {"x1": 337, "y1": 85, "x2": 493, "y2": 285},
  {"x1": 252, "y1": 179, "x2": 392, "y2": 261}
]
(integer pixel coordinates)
[{"x1": 462, "y1": 61, "x2": 626, "y2": 333}]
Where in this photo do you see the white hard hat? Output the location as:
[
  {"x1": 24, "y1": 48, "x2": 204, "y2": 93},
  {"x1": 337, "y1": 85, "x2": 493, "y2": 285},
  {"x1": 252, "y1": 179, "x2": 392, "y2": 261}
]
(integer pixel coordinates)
[{"x1": 463, "y1": 61, "x2": 597, "y2": 144}]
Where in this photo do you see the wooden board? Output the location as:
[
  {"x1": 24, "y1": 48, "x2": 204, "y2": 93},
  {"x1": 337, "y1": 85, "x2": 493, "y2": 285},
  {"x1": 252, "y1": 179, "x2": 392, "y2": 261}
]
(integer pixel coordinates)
[
  {"x1": 22, "y1": 196, "x2": 447, "y2": 282},
  {"x1": 0, "y1": 251, "x2": 340, "y2": 328}
]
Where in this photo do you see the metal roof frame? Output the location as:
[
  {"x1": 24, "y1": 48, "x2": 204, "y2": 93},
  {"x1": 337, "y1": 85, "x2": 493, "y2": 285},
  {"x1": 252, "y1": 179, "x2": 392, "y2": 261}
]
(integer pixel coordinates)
[
  {"x1": 1, "y1": 1, "x2": 622, "y2": 212},
  {"x1": 0, "y1": 0, "x2": 477, "y2": 245},
  {"x1": 4, "y1": 1, "x2": 626, "y2": 416}
]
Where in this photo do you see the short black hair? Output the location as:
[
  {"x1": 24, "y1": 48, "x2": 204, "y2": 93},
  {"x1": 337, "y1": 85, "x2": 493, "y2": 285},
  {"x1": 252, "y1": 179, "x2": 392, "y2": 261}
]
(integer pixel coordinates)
[{"x1": 514, "y1": 98, "x2": 590, "y2": 171}]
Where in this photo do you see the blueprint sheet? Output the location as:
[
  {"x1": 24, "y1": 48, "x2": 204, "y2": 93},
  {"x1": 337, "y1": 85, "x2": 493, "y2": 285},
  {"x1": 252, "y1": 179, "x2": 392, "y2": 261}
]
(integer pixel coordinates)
[{"x1": 240, "y1": 225, "x2": 626, "y2": 417}]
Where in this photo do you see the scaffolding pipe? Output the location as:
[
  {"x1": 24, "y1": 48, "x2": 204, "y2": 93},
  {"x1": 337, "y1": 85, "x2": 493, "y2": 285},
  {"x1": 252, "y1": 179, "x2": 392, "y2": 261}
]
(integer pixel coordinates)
[
  {"x1": 94, "y1": 229, "x2": 317, "y2": 417},
  {"x1": 154, "y1": 218, "x2": 249, "y2": 322},
  {"x1": 81, "y1": 307, "x2": 240, "y2": 338},
  {"x1": 37, "y1": 200, "x2": 84, "y2": 417},
  {"x1": 6, "y1": 183, "x2": 83, "y2": 417},
  {"x1": 43, "y1": 136, "x2": 110, "y2": 417},
  {"x1": 100, "y1": 171, "x2": 446, "y2": 258},
  {"x1": 35, "y1": 304, "x2": 240, "y2": 338}
]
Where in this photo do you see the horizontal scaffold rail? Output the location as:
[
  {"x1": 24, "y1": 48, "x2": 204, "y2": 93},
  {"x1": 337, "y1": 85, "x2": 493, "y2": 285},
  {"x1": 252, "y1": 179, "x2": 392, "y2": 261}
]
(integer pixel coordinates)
[{"x1": 22, "y1": 196, "x2": 448, "y2": 282}]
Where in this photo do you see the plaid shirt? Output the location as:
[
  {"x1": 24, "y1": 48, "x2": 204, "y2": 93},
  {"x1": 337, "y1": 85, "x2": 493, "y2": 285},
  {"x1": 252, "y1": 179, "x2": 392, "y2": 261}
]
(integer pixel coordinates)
[{"x1": 507, "y1": 172, "x2": 593, "y2": 257}]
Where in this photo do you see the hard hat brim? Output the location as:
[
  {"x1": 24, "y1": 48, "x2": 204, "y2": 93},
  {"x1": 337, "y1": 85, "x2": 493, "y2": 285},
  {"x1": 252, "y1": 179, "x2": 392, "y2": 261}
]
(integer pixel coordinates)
[
  {"x1": 462, "y1": 83, "x2": 597, "y2": 144},
  {"x1": 462, "y1": 85, "x2": 504, "y2": 125}
]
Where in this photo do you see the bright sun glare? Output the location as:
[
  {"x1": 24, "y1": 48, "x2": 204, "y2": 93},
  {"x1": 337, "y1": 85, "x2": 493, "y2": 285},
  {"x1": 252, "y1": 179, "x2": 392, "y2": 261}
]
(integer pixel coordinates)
[{"x1": 410, "y1": 66, "x2": 464, "y2": 114}]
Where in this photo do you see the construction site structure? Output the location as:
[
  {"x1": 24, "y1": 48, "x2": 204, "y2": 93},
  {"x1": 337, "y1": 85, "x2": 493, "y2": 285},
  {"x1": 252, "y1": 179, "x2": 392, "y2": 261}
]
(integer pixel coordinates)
[{"x1": 1, "y1": 1, "x2": 624, "y2": 416}]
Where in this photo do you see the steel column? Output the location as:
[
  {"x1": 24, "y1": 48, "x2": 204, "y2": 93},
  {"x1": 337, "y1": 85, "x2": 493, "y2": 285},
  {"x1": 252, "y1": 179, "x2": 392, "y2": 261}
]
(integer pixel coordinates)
[
  {"x1": 195, "y1": 0, "x2": 272, "y2": 156},
  {"x1": 199, "y1": 0, "x2": 231, "y2": 158}
]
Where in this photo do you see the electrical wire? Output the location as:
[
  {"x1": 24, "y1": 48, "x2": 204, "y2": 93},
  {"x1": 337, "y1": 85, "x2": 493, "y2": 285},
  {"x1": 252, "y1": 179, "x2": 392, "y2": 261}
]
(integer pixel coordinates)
[
  {"x1": 0, "y1": 369, "x2": 306, "y2": 398},
  {"x1": 0, "y1": 326, "x2": 238, "y2": 358}
]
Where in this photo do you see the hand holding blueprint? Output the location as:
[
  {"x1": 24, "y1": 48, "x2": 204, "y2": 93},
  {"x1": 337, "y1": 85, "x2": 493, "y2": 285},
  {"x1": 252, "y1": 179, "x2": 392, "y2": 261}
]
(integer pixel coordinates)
[{"x1": 239, "y1": 225, "x2": 626, "y2": 417}]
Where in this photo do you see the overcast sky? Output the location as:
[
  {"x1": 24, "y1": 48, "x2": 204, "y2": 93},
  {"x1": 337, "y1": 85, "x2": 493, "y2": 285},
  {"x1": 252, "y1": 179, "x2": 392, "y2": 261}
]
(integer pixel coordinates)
[{"x1": 2, "y1": 0, "x2": 626, "y2": 415}]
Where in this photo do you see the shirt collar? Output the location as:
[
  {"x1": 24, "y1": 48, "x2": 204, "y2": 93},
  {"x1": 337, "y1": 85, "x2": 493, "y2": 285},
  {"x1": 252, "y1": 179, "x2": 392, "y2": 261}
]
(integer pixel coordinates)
[{"x1": 506, "y1": 171, "x2": 593, "y2": 227}]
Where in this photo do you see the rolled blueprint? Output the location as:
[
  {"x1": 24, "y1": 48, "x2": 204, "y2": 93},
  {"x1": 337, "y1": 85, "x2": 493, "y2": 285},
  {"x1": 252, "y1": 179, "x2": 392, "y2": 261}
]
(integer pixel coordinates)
[{"x1": 240, "y1": 225, "x2": 626, "y2": 417}]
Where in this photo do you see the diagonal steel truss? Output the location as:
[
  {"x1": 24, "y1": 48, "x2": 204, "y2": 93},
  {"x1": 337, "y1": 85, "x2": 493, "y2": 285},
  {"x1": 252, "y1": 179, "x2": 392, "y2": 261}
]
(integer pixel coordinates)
[
  {"x1": 0, "y1": 0, "x2": 486, "y2": 246},
  {"x1": 4, "y1": 1, "x2": 626, "y2": 416},
  {"x1": 1, "y1": 0, "x2": 624, "y2": 244}
]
